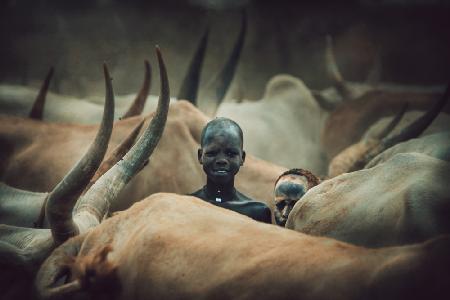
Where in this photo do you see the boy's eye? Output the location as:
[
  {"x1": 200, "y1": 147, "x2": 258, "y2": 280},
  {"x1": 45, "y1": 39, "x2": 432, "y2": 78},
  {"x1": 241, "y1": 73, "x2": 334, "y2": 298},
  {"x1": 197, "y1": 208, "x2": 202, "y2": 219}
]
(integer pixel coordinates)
[
  {"x1": 276, "y1": 202, "x2": 285, "y2": 210},
  {"x1": 205, "y1": 151, "x2": 217, "y2": 157},
  {"x1": 226, "y1": 150, "x2": 238, "y2": 157}
]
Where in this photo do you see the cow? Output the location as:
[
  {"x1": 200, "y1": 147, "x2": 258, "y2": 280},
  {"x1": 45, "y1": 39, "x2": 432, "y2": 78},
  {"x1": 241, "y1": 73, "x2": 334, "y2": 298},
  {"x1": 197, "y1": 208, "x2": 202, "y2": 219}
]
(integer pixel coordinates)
[
  {"x1": 365, "y1": 131, "x2": 450, "y2": 168},
  {"x1": 327, "y1": 84, "x2": 449, "y2": 178},
  {"x1": 0, "y1": 100, "x2": 286, "y2": 215},
  {"x1": 216, "y1": 74, "x2": 329, "y2": 175},
  {"x1": 35, "y1": 192, "x2": 450, "y2": 300},
  {"x1": 280, "y1": 90, "x2": 450, "y2": 247},
  {"x1": 0, "y1": 61, "x2": 156, "y2": 123},
  {"x1": 0, "y1": 13, "x2": 245, "y2": 124},
  {"x1": 0, "y1": 47, "x2": 169, "y2": 300},
  {"x1": 215, "y1": 34, "x2": 446, "y2": 175},
  {"x1": 0, "y1": 118, "x2": 144, "y2": 228},
  {"x1": 314, "y1": 35, "x2": 445, "y2": 106},
  {"x1": 286, "y1": 152, "x2": 450, "y2": 248},
  {"x1": 0, "y1": 33, "x2": 286, "y2": 217},
  {"x1": 318, "y1": 35, "x2": 448, "y2": 160}
]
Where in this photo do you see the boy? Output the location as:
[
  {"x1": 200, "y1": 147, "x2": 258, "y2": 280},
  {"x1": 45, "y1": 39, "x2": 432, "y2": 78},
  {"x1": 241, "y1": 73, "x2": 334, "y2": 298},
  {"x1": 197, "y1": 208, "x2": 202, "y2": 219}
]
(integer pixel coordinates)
[
  {"x1": 273, "y1": 168, "x2": 320, "y2": 226},
  {"x1": 190, "y1": 117, "x2": 272, "y2": 224}
]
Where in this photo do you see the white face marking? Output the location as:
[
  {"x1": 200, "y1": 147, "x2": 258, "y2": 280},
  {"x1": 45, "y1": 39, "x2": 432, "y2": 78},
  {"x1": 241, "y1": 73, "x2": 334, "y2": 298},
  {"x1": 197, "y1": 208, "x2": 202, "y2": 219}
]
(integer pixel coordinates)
[{"x1": 215, "y1": 198, "x2": 222, "y2": 203}]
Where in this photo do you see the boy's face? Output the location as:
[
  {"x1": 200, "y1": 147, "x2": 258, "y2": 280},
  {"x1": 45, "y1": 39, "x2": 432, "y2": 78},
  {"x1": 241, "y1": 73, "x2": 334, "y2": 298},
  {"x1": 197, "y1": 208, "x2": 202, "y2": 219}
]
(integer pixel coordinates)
[{"x1": 198, "y1": 127, "x2": 245, "y2": 184}]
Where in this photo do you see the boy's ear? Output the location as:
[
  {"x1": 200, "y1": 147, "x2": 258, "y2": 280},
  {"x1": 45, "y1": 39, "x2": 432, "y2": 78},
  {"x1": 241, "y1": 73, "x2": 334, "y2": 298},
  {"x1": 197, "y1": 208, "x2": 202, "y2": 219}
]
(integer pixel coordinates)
[
  {"x1": 241, "y1": 150, "x2": 246, "y2": 165},
  {"x1": 198, "y1": 149, "x2": 203, "y2": 164}
]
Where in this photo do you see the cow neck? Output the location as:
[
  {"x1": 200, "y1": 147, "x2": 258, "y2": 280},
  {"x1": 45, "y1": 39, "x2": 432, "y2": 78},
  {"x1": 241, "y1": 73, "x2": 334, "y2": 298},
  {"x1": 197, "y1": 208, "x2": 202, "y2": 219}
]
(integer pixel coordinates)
[{"x1": 203, "y1": 180, "x2": 236, "y2": 203}]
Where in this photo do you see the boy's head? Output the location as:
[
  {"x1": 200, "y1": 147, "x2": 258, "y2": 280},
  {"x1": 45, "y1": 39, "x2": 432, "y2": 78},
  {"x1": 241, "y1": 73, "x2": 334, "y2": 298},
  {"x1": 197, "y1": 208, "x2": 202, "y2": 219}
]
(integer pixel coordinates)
[
  {"x1": 198, "y1": 118, "x2": 246, "y2": 184},
  {"x1": 273, "y1": 168, "x2": 320, "y2": 226}
]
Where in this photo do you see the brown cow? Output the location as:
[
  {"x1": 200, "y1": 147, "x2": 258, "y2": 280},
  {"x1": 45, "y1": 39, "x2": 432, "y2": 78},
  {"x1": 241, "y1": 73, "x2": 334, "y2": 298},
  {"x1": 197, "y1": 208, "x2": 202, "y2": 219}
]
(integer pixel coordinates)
[
  {"x1": 36, "y1": 192, "x2": 450, "y2": 300},
  {"x1": 0, "y1": 47, "x2": 170, "y2": 300},
  {"x1": 0, "y1": 103, "x2": 285, "y2": 216},
  {"x1": 318, "y1": 35, "x2": 448, "y2": 160},
  {"x1": 327, "y1": 84, "x2": 449, "y2": 178}
]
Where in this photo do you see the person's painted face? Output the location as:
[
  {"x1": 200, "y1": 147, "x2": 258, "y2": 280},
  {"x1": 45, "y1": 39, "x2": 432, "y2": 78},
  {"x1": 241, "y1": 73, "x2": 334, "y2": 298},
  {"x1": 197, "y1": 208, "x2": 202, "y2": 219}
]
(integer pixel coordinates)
[
  {"x1": 274, "y1": 174, "x2": 309, "y2": 226},
  {"x1": 198, "y1": 127, "x2": 245, "y2": 185}
]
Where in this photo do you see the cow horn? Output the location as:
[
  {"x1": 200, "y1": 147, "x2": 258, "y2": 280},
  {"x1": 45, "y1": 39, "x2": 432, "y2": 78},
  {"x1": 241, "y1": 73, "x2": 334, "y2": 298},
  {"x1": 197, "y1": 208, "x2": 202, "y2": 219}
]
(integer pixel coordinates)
[
  {"x1": 204, "y1": 10, "x2": 247, "y2": 116},
  {"x1": 177, "y1": 26, "x2": 209, "y2": 105},
  {"x1": 29, "y1": 67, "x2": 54, "y2": 120},
  {"x1": 121, "y1": 60, "x2": 151, "y2": 119},
  {"x1": 46, "y1": 64, "x2": 115, "y2": 245},
  {"x1": 73, "y1": 46, "x2": 170, "y2": 228},
  {"x1": 372, "y1": 102, "x2": 409, "y2": 140},
  {"x1": 82, "y1": 119, "x2": 145, "y2": 194},
  {"x1": 325, "y1": 35, "x2": 352, "y2": 101}
]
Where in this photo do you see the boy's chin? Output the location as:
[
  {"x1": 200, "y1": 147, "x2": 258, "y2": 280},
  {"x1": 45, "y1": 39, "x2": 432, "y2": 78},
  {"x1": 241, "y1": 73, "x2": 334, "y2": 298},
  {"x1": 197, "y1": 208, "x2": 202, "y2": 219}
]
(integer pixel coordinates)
[{"x1": 209, "y1": 174, "x2": 233, "y2": 184}]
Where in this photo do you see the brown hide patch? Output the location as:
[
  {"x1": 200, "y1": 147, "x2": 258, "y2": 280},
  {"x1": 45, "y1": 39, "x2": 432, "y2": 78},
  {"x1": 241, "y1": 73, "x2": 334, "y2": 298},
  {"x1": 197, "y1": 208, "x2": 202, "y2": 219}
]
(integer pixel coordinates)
[{"x1": 65, "y1": 244, "x2": 120, "y2": 298}]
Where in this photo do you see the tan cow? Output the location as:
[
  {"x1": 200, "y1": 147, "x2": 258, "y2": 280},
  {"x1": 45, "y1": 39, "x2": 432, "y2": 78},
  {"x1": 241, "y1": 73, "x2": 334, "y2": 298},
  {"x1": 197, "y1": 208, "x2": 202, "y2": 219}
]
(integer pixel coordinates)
[
  {"x1": 0, "y1": 47, "x2": 170, "y2": 300},
  {"x1": 35, "y1": 192, "x2": 450, "y2": 300},
  {"x1": 0, "y1": 118, "x2": 144, "y2": 228},
  {"x1": 0, "y1": 102, "x2": 285, "y2": 214},
  {"x1": 282, "y1": 91, "x2": 450, "y2": 247},
  {"x1": 287, "y1": 152, "x2": 450, "y2": 248},
  {"x1": 365, "y1": 131, "x2": 450, "y2": 167}
]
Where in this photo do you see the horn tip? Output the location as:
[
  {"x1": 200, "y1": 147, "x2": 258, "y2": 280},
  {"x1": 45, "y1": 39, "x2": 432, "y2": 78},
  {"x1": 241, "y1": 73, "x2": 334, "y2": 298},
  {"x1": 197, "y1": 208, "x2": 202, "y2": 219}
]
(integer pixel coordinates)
[
  {"x1": 144, "y1": 60, "x2": 151, "y2": 72},
  {"x1": 103, "y1": 63, "x2": 111, "y2": 80},
  {"x1": 155, "y1": 46, "x2": 163, "y2": 60}
]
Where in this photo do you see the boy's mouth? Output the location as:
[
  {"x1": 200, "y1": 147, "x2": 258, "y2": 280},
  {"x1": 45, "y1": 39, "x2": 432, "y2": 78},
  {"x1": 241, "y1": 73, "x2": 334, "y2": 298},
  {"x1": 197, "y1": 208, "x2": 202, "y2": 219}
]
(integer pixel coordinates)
[{"x1": 214, "y1": 169, "x2": 229, "y2": 174}]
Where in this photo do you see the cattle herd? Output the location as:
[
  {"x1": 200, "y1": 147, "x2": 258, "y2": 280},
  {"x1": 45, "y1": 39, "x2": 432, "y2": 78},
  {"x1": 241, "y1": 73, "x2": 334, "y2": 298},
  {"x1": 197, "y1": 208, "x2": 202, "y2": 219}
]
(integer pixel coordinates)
[{"x1": 1, "y1": 15, "x2": 450, "y2": 300}]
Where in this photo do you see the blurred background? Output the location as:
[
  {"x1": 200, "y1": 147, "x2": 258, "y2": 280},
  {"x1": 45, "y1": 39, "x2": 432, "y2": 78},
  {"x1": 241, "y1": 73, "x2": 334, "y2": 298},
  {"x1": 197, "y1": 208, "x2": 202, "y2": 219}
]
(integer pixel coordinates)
[{"x1": 1, "y1": 0, "x2": 449, "y2": 101}]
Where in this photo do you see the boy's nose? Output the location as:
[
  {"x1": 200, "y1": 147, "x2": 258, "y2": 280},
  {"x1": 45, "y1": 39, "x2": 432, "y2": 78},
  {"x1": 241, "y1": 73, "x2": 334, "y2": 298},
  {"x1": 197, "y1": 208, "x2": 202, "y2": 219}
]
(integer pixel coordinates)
[{"x1": 216, "y1": 158, "x2": 228, "y2": 166}]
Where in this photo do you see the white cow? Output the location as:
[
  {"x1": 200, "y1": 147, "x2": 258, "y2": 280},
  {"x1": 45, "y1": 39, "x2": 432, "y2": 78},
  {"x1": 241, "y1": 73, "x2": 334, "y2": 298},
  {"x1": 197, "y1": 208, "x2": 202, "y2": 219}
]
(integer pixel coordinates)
[{"x1": 217, "y1": 74, "x2": 329, "y2": 175}]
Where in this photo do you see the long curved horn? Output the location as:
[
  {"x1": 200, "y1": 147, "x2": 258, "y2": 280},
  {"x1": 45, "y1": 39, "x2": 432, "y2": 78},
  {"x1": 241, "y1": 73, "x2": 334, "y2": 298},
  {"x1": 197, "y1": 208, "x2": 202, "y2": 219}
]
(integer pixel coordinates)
[
  {"x1": 177, "y1": 27, "x2": 209, "y2": 105},
  {"x1": 204, "y1": 10, "x2": 247, "y2": 115},
  {"x1": 29, "y1": 67, "x2": 54, "y2": 120},
  {"x1": 73, "y1": 46, "x2": 170, "y2": 229},
  {"x1": 325, "y1": 35, "x2": 352, "y2": 101},
  {"x1": 34, "y1": 120, "x2": 143, "y2": 230},
  {"x1": 121, "y1": 60, "x2": 151, "y2": 119},
  {"x1": 373, "y1": 102, "x2": 409, "y2": 140},
  {"x1": 83, "y1": 119, "x2": 145, "y2": 194},
  {"x1": 46, "y1": 64, "x2": 115, "y2": 245}
]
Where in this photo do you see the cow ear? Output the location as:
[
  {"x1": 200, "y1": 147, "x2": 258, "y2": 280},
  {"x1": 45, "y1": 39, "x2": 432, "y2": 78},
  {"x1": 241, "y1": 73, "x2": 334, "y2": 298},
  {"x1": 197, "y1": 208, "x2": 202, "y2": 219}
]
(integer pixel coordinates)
[
  {"x1": 241, "y1": 150, "x2": 246, "y2": 165},
  {"x1": 198, "y1": 149, "x2": 203, "y2": 164}
]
